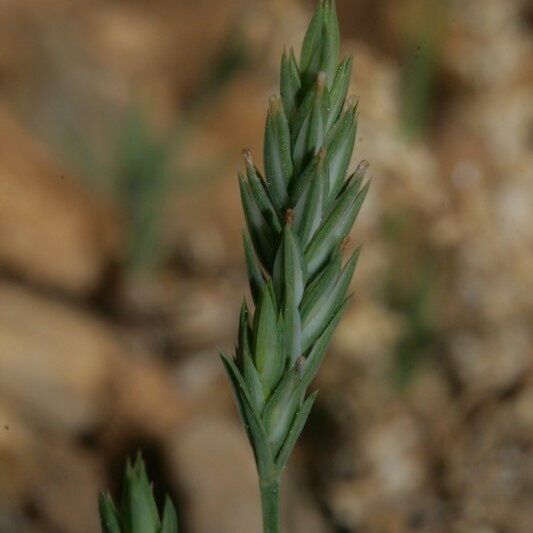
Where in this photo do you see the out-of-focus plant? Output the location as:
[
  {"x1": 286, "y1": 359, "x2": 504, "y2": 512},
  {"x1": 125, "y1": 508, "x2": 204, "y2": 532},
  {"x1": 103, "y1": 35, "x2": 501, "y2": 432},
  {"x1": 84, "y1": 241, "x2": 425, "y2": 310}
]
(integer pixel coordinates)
[
  {"x1": 114, "y1": 27, "x2": 249, "y2": 272},
  {"x1": 393, "y1": 259, "x2": 439, "y2": 386},
  {"x1": 381, "y1": 209, "x2": 440, "y2": 386},
  {"x1": 114, "y1": 109, "x2": 172, "y2": 271},
  {"x1": 221, "y1": 1, "x2": 369, "y2": 531},
  {"x1": 63, "y1": 26, "x2": 249, "y2": 273},
  {"x1": 99, "y1": 453, "x2": 178, "y2": 533},
  {"x1": 400, "y1": 0, "x2": 448, "y2": 140}
]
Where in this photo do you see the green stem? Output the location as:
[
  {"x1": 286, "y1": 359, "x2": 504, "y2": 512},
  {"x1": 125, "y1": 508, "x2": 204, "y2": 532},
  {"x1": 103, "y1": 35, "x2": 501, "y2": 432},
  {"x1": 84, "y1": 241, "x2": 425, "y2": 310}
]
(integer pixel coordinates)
[{"x1": 259, "y1": 475, "x2": 281, "y2": 533}]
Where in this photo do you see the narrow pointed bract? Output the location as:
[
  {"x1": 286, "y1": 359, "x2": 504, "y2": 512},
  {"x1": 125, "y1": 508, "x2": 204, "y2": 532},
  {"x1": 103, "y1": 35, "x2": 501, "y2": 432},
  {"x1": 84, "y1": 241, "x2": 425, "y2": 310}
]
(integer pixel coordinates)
[
  {"x1": 280, "y1": 48, "x2": 302, "y2": 123},
  {"x1": 224, "y1": 2, "x2": 368, "y2": 530},
  {"x1": 264, "y1": 97, "x2": 293, "y2": 210}
]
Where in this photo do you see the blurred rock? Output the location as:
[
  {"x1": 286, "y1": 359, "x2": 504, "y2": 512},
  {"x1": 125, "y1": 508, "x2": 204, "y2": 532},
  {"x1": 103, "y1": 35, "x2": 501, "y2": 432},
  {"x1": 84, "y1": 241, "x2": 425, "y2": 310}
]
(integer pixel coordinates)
[
  {"x1": 167, "y1": 72, "x2": 268, "y2": 272},
  {"x1": 167, "y1": 278, "x2": 242, "y2": 352},
  {"x1": 365, "y1": 415, "x2": 428, "y2": 498},
  {"x1": 0, "y1": 279, "x2": 185, "y2": 435},
  {"x1": 325, "y1": 409, "x2": 434, "y2": 531},
  {"x1": 0, "y1": 401, "x2": 37, "y2": 499},
  {"x1": 0, "y1": 0, "x2": 246, "y2": 144},
  {"x1": 0, "y1": 282, "x2": 115, "y2": 432},
  {"x1": 168, "y1": 417, "x2": 262, "y2": 533},
  {"x1": 0, "y1": 109, "x2": 120, "y2": 295},
  {"x1": 334, "y1": 299, "x2": 405, "y2": 374},
  {"x1": 445, "y1": 390, "x2": 533, "y2": 532},
  {"x1": 283, "y1": 472, "x2": 330, "y2": 533},
  {"x1": 106, "y1": 349, "x2": 185, "y2": 439},
  {"x1": 0, "y1": 401, "x2": 102, "y2": 533},
  {"x1": 28, "y1": 443, "x2": 103, "y2": 533},
  {"x1": 443, "y1": 0, "x2": 531, "y2": 89},
  {"x1": 449, "y1": 328, "x2": 531, "y2": 399},
  {"x1": 115, "y1": 271, "x2": 243, "y2": 367}
]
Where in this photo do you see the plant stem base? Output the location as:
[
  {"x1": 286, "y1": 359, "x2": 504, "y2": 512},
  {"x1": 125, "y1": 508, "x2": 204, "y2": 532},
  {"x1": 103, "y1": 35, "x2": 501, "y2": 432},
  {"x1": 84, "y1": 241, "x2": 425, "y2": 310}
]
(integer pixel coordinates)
[{"x1": 260, "y1": 476, "x2": 281, "y2": 533}]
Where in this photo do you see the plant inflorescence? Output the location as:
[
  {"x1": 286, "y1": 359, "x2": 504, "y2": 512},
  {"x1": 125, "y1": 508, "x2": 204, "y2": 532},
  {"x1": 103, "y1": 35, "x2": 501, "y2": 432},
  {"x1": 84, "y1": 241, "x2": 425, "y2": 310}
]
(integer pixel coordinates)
[
  {"x1": 221, "y1": 1, "x2": 369, "y2": 531},
  {"x1": 99, "y1": 454, "x2": 178, "y2": 533}
]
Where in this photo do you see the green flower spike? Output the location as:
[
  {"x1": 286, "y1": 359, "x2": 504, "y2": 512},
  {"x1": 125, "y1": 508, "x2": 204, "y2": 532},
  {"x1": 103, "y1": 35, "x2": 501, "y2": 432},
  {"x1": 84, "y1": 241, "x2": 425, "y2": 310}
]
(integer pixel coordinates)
[
  {"x1": 99, "y1": 453, "x2": 178, "y2": 533},
  {"x1": 222, "y1": 1, "x2": 369, "y2": 531}
]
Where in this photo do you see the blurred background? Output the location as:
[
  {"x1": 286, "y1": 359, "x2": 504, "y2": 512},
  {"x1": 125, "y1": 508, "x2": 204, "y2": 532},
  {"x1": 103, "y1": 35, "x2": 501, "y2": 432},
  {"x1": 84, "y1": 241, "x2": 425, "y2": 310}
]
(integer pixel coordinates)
[{"x1": 0, "y1": 0, "x2": 531, "y2": 531}]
